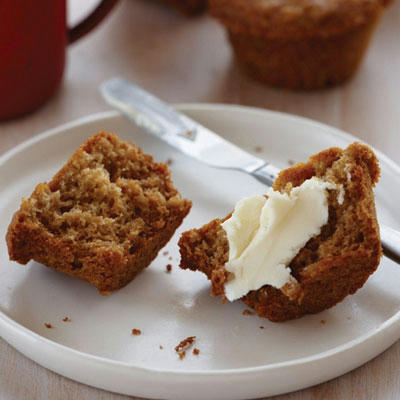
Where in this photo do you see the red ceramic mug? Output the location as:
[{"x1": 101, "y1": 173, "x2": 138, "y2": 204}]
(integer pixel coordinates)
[{"x1": 0, "y1": 0, "x2": 119, "y2": 120}]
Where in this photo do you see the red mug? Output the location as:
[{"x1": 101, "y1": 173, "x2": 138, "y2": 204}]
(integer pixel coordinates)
[{"x1": 0, "y1": 0, "x2": 119, "y2": 120}]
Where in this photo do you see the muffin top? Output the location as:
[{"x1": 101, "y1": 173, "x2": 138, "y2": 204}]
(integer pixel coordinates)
[{"x1": 209, "y1": 0, "x2": 391, "y2": 38}]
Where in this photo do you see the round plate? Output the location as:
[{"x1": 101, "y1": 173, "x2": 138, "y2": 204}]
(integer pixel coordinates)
[{"x1": 1, "y1": 106, "x2": 400, "y2": 400}]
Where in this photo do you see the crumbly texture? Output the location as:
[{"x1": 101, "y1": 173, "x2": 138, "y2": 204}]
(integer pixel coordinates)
[
  {"x1": 209, "y1": 0, "x2": 391, "y2": 89},
  {"x1": 179, "y1": 143, "x2": 381, "y2": 322},
  {"x1": 153, "y1": 0, "x2": 207, "y2": 15},
  {"x1": 7, "y1": 132, "x2": 192, "y2": 294},
  {"x1": 132, "y1": 329, "x2": 142, "y2": 335}
]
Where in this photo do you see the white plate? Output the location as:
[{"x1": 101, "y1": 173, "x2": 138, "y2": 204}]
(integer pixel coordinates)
[{"x1": 1, "y1": 106, "x2": 400, "y2": 400}]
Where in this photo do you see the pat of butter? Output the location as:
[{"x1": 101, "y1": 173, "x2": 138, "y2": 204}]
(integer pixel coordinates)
[{"x1": 221, "y1": 177, "x2": 341, "y2": 301}]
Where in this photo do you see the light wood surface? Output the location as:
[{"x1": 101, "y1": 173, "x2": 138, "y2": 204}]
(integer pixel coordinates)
[{"x1": 1, "y1": 0, "x2": 400, "y2": 399}]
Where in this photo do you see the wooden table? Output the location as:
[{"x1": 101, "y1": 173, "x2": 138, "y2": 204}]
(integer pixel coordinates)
[{"x1": 1, "y1": 0, "x2": 400, "y2": 398}]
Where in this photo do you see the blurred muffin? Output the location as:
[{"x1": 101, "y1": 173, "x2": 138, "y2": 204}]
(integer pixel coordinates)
[
  {"x1": 153, "y1": 0, "x2": 207, "y2": 15},
  {"x1": 209, "y1": 0, "x2": 392, "y2": 89}
]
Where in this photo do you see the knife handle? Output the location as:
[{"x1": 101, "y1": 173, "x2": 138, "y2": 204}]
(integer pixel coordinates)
[{"x1": 100, "y1": 77, "x2": 194, "y2": 138}]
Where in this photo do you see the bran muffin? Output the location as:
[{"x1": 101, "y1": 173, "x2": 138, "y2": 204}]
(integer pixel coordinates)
[
  {"x1": 179, "y1": 143, "x2": 381, "y2": 322},
  {"x1": 209, "y1": 0, "x2": 393, "y2": 89},
  {"x1": 7, "y1": 132, "x2": 192, "y2": 294}
]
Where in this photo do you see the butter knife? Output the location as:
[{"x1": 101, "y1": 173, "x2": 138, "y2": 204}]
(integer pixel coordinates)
[{"x1": 100, "y1": 77, "x2": 400, "y2": 264}]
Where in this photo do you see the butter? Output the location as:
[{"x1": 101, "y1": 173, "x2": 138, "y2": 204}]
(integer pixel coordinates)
[{"x1": 221, "y1": 177, "x2": 341, "y2": 302}]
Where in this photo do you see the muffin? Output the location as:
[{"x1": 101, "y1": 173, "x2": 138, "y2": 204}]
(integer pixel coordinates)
[
  {"x1": 209, "y1": 0, "x2": 392, "y2": 89},
  {"x1": 179, "y1": 143, "x2": 381, "y2": 321},
  {"x1": 6, "y1": 132, "x2": 192, "y2": 294},
  {"x1": 152, "y1": 0, "x2": 207, "y2": 15}
]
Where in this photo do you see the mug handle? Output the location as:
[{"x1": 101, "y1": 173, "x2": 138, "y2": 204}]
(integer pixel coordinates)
[{"x1": 67, "y1": 0, "x2": 119, "y2": 44}]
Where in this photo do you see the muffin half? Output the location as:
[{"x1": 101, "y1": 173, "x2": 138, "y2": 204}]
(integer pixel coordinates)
[
  {"x1": 7, "y1": 132, "x2": 192, "y2": 294},
  {"x1": 179, "y1": 143, "x2": 381, "y2": 321}
]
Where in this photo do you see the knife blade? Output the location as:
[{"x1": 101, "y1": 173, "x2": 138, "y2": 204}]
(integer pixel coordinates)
[
  {"x1": 100, "y1": 77, "x2": 400, "y2": 264},
  {"x1": 100, "y1": 77, "x2": 280, "y2": 186}
]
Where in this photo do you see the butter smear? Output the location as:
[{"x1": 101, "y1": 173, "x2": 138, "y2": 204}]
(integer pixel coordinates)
[{"x1": 221, "y1": 177, "x2": 342, "y2": 301}]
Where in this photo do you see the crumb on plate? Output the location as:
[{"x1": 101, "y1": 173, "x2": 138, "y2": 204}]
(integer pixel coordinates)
[
  {"x1": 175, "y1": 336, "x2": 196, "y2": 359},
  {"x1": 132, "y1": 328, "x2": 142, "y2": 335}
]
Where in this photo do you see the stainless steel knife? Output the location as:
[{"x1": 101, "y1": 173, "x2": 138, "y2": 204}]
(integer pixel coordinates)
[{"x1": 100, "y1": 77, "x2": 400, "y2": 264}]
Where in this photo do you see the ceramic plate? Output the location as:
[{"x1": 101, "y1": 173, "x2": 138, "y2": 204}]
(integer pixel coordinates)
[{"x1": 1, "y1": 106, "x2": 400, "y2": 400}]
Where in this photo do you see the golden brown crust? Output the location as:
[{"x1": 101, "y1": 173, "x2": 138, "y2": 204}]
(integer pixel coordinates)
[
  {"x1": 7, "y1": 132, "x2": 192, "y2": 293},
  {"x1": 209, "y1": 0, "x2": 391, "y2": 89},
  {"x1": 179, "y1": 142, "x2": 381, "y2": 322}
]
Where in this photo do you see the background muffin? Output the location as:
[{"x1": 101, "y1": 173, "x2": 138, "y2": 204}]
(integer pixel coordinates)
[{"x1": 209, "y1": 0, "x2": 392, "y2": 89}]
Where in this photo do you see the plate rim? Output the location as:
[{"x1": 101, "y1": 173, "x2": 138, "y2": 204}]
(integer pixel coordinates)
[{"x1": 1, "y1": 105, "x2": 399, "y2": 378}]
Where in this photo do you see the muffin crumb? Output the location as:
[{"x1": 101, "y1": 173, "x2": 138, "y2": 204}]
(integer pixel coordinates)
[
  {"x1": 44, "y1": 323, "x2": 53, "y2": 329},
  {"x1": 166, "y1": 264, "x2": 172, "y2": 273},
  {"x1": 62, "y1": 317, "x2": 71, "y2": 322},
  {"x1": 132, "y1": 329, "x2": 142, "y2": 335},
  {"x1": 242, "y1": 309, "x2": 254, "y2": 316},
  {"x1": 175, "y1": 336, "x2": 196, "y2": 359},
  {"x1": 184, "y1": 130, "x2": 195, "y2": 139},
  {"x1": 193, "y1": 348, "x2": 200, "y2": 355}
]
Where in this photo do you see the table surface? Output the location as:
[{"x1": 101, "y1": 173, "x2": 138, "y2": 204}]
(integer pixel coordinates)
[{"x1": 1, "y1": 1, "x2": 400, "y2": 399}]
